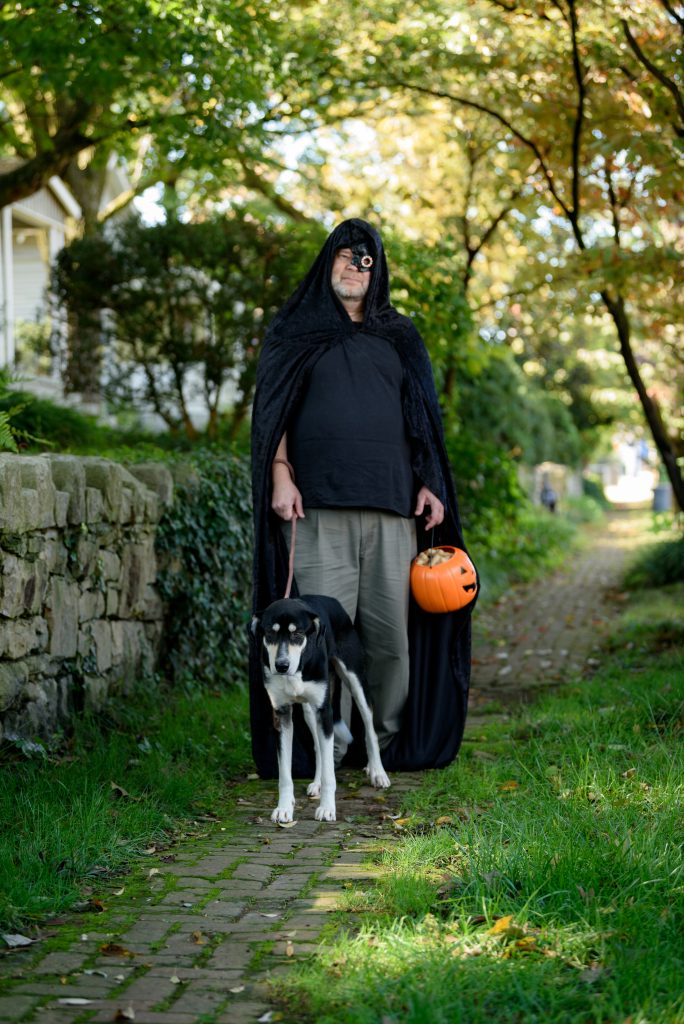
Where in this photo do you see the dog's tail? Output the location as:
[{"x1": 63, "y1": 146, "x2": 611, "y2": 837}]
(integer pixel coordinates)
[{"x1": 333, "y1": 720, "x2": 353, "y2": 745}]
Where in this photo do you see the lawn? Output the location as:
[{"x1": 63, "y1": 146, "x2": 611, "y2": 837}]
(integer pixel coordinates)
[
  {"x1": 270, "y1": 583, "x2": 684, "y2": 1024},
  {"x1": 0, "y1": 684, "x2": 252, "y2": 932}
]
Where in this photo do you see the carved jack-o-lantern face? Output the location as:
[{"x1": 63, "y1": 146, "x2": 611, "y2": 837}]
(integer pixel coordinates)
[{"x1": 410, "y1": 546, "x2": 478, "y2": 613}]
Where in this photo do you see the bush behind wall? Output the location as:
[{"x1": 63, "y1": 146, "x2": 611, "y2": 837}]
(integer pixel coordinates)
[{"x1": 155, "y1": 448, "x2": 253, "y2": 690}]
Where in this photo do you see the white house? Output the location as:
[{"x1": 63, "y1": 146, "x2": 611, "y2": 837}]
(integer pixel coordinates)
[{"x1": 0, "y1": 169, "x2": 82, "y2": 369}]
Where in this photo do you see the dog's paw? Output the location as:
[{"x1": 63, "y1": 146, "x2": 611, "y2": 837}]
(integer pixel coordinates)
[
  {"x1": 314, "y1": 803, "x2": 337, "y2": 822},
  {"x1": 307, "y1": 781, "x2": 321, "y2": 799},
  {"x1": 271, "y1": 803, "x2": 295, "y2": 823},
  {"x1": 365, "y1": 764, "x2": 391, "y2": 789}
]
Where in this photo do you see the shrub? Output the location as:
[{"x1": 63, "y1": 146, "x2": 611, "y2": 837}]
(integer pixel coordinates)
[
  {"x1": 0, "y1": 390, "x2": 110, "y2": 450},
  {"x1": 623, "y1": 534, "x2": 684, "y2": 588},
  {"x1": 155, "y1": 447, "x2": 253, "y2": 689}
]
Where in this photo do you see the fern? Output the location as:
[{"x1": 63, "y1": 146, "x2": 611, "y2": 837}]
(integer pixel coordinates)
[{"x1": 0, "y1": 409, "x2": 19, "y2": 452}]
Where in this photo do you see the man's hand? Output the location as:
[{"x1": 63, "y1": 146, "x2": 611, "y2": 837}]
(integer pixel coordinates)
[
  {"x1": 415, "y1": 486, "x2": 444, "y2": 529},
  {"x1": 272, "y1": 464, "x2": 305, "y2": 521}
]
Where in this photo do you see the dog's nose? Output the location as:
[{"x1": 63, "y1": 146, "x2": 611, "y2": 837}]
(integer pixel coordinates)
[{"x1": 275, "y1": 657, "x2": 290, "y2": 674}]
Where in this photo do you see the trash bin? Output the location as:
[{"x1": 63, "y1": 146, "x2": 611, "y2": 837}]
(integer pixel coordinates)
[{"x1": 652, "y1": 483, "x2": 672, "y2": 512}]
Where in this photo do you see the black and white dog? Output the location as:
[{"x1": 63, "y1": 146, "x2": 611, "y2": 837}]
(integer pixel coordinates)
[{"x1": 251, "y1": 595, "x2": 390, "y2": 823}]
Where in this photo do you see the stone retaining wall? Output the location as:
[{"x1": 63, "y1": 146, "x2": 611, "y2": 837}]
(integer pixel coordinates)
[{"x1": 0, "y1": 454, "x2": 174, "y2": 742}]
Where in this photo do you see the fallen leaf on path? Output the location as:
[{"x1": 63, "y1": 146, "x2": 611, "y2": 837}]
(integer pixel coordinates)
[
  {"x1": 110, "y1": 782, "x2": 137, "y2": 800},
  {"x1": 285, "y1": 941, "x2": 295, "y2": 956},
  {"x1": 229, "y1": 985, "x2": 245, "y2": 993},
  {"x1": 147, "y1": 868, "x2": 160, "y2": 878},
  {"x1": 58, "y1": 998, "x2": 93, "y2": 1005},
  {"x1": 499, "y1": 780, "x2": 519, "y2": 792},
  {"x1": 99, "y1": 943, "x2": 135, "y2": 958},
  {"x1": 170, "y1": 975, "x2": 181, "y2": 984},
  {"x1": 277, "y1": 820, "x2": 298, "y2": 829},
  {"x1": 191, "y1": 931, "x2": 205, "y2": 945},
  {"x1": 488, "y1": 916, "x2": 514, "y2": 934},
  {"x1": 435, "y1": 816, "x2": 453, "y2": 826},
  {"x1": 488, "y1": 916, "x2": 526, "y2": 941},
  {"x1": 114, "y1": 1006, "x2": 135, "y2": 1021},
  {"x1": 514, "y1": 936, "x2": 538, "y2": 953}
]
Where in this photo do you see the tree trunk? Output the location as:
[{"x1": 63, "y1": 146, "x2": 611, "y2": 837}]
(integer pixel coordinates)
[
  {"x1": 61, "y1": 311, "x2": 102, "y2": 401},
  {"x1": 60, "y1": 159, "x2": 111, "y2": 397},
  {"x1": 602, "y1": 289, "x2": 684, "y2": 511}
]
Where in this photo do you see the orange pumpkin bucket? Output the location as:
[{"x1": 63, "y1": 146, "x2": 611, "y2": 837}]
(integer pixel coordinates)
[{"x1": 410, "y1": 546, "x2": 478, "y2": 613}]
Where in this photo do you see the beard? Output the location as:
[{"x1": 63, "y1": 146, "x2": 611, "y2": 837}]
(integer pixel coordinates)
[{"x1": 332, "y1": 278, "x2": 368, "y2": 301}]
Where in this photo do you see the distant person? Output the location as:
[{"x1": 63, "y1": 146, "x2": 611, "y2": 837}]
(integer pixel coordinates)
[{"x1": 540, "y1": 481, "x2": 558, "y2": 513}]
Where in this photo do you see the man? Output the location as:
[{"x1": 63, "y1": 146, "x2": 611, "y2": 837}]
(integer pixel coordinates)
[{"x1": 250, "y1": 219, "x2": 475, "y2": 780}]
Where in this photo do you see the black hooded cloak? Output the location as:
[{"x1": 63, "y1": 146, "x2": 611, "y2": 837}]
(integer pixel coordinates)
[{"x1": 250, "y1": 218, "x2": 476, "y2": 778}]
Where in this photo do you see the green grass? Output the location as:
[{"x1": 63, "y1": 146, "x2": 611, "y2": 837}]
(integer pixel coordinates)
[
  {"x1": 0, "y1": 680, "x2": 252, "y2": 932},
  {"x1": 271, "y1": 584, "x2": 684, "y2": 1024}
]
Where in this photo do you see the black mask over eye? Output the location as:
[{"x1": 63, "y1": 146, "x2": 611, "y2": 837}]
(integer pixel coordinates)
[{"x1": 350, "y1": 243, "x2": 374, "y2": 272}]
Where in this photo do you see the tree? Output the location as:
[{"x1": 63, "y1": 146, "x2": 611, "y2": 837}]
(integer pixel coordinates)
[
  {"x1": 53, "y1": 212, "x2": 326, "y2": 438},
  {"x1": 354, "y1": 0, "x2": 683, "y2": 505},
  {"x1": 0, "y1": 0, "x2": 278, "y2": 211}
]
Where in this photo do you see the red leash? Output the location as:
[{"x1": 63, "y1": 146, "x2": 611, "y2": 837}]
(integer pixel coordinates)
[{"x1": 284, "y1": 513, "x2": 297, "y2": 599}]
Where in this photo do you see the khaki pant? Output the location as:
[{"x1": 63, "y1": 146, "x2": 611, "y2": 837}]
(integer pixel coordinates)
[{"x1": 283, "y1": 509, "x2": 416, "y2": 750}]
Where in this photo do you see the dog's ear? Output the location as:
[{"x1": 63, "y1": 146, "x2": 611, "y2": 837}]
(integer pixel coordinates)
[
  {"x1": 311, "y1": 615, "x2": 321, "y2": 634},
  {"x1": 249, "y1": 613, "x2": 261, "y2": 638}
]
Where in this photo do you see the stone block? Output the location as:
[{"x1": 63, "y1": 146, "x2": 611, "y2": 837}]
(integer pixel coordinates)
[
  {"x1": 72, "y1": 534, "x2": 99, "y2": 579},
  {"x1": 106, "y1": 586, "x2": 119, "y2": 616},
  {"x1": 45, "y1": 577, "x2": 79, "y2": 657},
  {"x1": 84, "y1": 674, "x2": 108, "y2": 711},
  {"x1": 120, "y1": 475, "x2": 149, "y2": 524},
  {"x1": 0, "y1": 553, "x2": 49, "y2": 617},
  {"x1": 78, "y1": 587, "x2": 106, "y2": 622},
  {"x1": 0, "y1": 455, "x2": 25, "y2": 531},
  {"x1": 129, "y1": 462, "x2": 174, "y2": 509},
  {"x1": 81, "y1": 458, "x2": 147, "y2": 523},
  {"x1": 85, "y1": 486, "x2": 105, "y2": 523},
  {"x1": 99, "y1": 549, "x2": 121, "y2": 582},
  {"x1": 43, "y1": 533, "x2": 69, "y2": 574},
  {"x1": 55, "y1": 490, "x2": 70, "y2": 527},
  {"x1": 0, "y1": 660, "x2": 28, "y2": 711},
  {"x1": 119, "y1": 488, "x2": 133, "y2": 524},
  {"x1": 0, "y1": 616, "x2": 48, "y2": 658},
  {"x1": 90, "y1": 619, "x2": 113, "y2": 672},
  {"x1": 143, "y1": 584, "x2": 164, "y2": 620},
  {"x1": 119, "y1": 539, "x2": 157, "y2": 618},
  {"x1": 44, "y1": 454, "x2": 86, "y2": 524},
  {"x1": 144, "y1": 489, "x2": 160, "y2": 522},
  {"x1": 23, "y1": 678, "x2": 59, "y2": 734},
  {"x1": 19, "y1": 456, "x2": 57, "y2": 528},
  {"x1": 24, "y1": 653, "x2": 60, "y2": 678}
]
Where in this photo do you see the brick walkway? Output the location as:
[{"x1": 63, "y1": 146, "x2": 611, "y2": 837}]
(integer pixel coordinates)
[
  {"x1": 467, "y1": 512, "x2": 643, "y2": 727},
  {"x1": 0, "y1": 776, "x2": 421, "y2": 1024},
  {"x1": 0, "y1": 513, "x2": 642, "y2": 1024}
]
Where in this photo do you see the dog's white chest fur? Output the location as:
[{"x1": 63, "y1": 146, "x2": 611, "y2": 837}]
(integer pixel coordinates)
[{"x1": 264, "y1": 669, "x2": 326, "y2": 709}]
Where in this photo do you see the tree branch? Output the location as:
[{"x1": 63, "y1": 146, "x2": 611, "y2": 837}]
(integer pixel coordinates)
[
  {"x1": 621, "y1": 17, "x2": 684, "y2": 136},
  {"x1": 567, "y1": 0, "x2": 587, "y2": 249},
  {"x1": 374, "y1": 66, "x2": 575, "y2": 227},
  {"x1": 239, "y1": 158, "x2": 311, "y2": 222},
  {"x1": 658, "y1": 0, "x2": 684, "y2": 30}
]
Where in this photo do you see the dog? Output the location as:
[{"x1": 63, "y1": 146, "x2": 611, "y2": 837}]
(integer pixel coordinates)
[{"x1": 250, "y1": 594, "x2": 390, "y2": 823}]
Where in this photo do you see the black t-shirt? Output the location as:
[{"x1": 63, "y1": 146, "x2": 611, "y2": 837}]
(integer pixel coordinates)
[{"x1": 288, "y1": 329, "x2": 415, "y2": 516}]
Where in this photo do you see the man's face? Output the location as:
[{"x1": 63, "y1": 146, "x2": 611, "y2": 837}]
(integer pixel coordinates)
[{"x1": 331, "y1": 248, "x2": 371, "y2": 302}]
